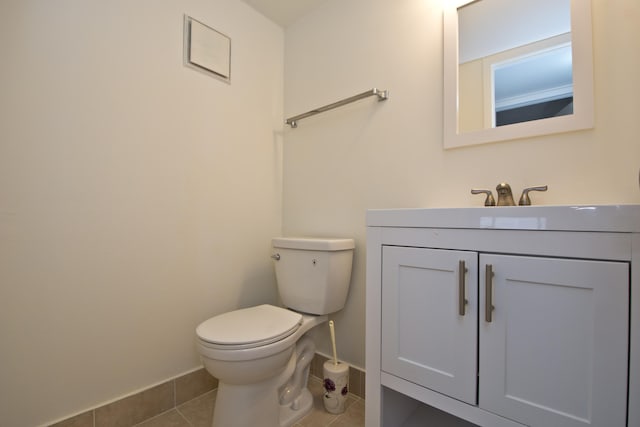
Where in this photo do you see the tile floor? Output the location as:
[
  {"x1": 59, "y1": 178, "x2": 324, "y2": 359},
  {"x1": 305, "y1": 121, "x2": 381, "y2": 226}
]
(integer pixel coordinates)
[{"x1": 134, "y1": 376, "x2": 365, "y2": 427}]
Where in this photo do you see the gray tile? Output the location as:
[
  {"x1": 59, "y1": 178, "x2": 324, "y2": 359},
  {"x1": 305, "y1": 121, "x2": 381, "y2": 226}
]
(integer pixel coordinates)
[
  {"x1": 177, "y1": 389, "x2": 216, "y2": 427},
  {"x1": 175, "y1": 375, "x2": 366, "y2": 427},
  {"x1": 310, "y1": 354, "x2": 328, "y2": 378},
  {"x1": 135, "y1": 410, "x2": 190, "y2": 427},
  {"x1": 295, "y1": 377, "x2": 340, "y2": 427},
  {"x1": 348, "y1": 367, "x2": 361, "y2": 398},
  {"x1": 175, "y1": 368, "x2": 218, "y2": 406},
  {"x1": 95, "y1": 381, "x2": 174, "y2": 427},
  {"x1": 49, "y1": 411, "x2": 94, "y2": 427},
  {"x1": 64, "y1": 366, "x2": 364, "y2": 427},
  {"x1": 330, "y1": 398, "x2": 365, "y2": 427}
]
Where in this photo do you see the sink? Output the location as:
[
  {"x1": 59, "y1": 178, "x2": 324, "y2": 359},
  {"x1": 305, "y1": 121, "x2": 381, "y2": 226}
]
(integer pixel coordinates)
[{"x1": 366, "y1": 204, "x2": 640, "y2": 232}]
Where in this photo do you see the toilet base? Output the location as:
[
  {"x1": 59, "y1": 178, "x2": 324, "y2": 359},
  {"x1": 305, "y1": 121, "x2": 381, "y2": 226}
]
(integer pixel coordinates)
[
  {"x1": 279, "y1": 387, "x2": 313, "y2": 427},
  {"x1": 211, "y1": 381, "x2": 314, "y2": 427},
  {"x1": 210, "y1": 335, "x2": 318, "y2": 427}
]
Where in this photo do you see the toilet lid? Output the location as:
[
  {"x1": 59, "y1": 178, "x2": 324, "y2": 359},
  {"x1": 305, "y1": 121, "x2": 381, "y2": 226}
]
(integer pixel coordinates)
[{"x1": 196, "y1": 304, "x2": 302, "y2": 349}]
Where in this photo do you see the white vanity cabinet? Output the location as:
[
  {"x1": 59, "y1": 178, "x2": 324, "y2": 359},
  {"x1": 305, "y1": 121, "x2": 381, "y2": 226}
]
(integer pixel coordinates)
[
  {"x1": 366, "y1": 206, "x2": 640, "y2": 427},
  {"x1": 381, "y1": 247, "x2": 479, "y2": 406}
]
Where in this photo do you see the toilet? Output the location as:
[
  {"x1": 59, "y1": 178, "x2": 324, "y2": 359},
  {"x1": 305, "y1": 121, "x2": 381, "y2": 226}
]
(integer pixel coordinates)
[{"x1": 196, "y1": 237, "x2": 355, "y2": 427}]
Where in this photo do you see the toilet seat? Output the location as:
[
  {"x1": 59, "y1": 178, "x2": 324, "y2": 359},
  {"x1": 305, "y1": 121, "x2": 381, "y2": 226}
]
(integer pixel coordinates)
[{"x1": 196, "y1": 304, "x2": 302, "y2": 350}]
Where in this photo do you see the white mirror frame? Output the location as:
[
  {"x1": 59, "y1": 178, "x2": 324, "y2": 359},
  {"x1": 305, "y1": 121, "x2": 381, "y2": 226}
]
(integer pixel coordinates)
[{"x1": 443, "y1": 0, "x2": 594, "y2": 149}]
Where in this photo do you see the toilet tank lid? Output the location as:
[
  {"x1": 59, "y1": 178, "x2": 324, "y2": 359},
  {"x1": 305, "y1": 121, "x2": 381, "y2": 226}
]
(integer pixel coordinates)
[{"x1": 272, "y1": 237, "x2": 354, "y2": 251}]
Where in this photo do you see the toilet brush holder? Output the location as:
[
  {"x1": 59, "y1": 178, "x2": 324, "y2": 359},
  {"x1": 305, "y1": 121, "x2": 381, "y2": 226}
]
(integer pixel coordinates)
[{"x1": 322, "y1": 360, "x2": 349, "y2": 414}]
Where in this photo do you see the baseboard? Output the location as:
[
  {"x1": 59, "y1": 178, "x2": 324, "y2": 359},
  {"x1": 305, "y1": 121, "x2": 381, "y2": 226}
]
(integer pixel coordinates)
[
  {"x1": 49, "y1": 351, "x2": 365, "y2": 426},
  {"x1": 48, "y1": 367, "x2": 217, "y2": 427}
]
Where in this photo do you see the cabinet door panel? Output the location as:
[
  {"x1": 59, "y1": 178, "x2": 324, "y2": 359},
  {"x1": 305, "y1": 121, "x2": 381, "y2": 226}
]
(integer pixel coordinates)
[
  {"x1": 479, "y1": 254, "x2": 628, "y2": 427},
  {"x1": 381, "y1": 246, "x2": 478, "y2": 404}
]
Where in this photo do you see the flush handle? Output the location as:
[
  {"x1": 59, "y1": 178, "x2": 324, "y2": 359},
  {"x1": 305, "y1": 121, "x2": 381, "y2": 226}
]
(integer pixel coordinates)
[{"x1": 271, "y1": 253, "x2": 280, "y2": 261}]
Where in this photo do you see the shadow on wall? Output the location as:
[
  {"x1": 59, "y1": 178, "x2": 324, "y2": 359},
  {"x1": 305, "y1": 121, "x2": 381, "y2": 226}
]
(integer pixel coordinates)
[{"x1": 236, "y1": 264, "x2": 279, "y2": 309}]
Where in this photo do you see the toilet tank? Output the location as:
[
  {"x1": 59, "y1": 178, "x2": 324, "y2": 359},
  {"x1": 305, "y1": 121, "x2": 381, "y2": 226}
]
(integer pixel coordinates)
[{"x1": 272, "y1": 237, "x2": 355, "y2": 315}]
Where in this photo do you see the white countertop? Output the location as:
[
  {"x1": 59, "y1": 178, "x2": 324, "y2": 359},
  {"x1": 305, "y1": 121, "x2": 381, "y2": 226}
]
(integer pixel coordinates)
[{"x1": 367, "y1": 204, "x2": 640, "y2": 232}]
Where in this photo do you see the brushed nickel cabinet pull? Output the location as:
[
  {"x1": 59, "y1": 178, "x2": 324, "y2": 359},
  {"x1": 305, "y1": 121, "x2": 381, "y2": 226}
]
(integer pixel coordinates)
[
  {"x1": 485, "y1": 264, "x2": 495, "y2": 322},
  {"x1": 458, "y1": 260, "x2": 468, "y2": 316}
]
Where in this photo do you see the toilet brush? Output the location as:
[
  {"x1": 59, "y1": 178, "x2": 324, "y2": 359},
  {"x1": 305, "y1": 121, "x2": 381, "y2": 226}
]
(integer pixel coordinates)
[
  {"x1": 323, "y1": 320, "x2": 349, "y2": 414},
  {"x1": 329, "y1": 320, "x2": 338, "y2": 365}
]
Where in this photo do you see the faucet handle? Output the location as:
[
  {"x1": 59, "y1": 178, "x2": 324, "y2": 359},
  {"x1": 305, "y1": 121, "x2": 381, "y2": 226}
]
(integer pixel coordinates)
[
  {"x1": 518, "y1": 185, "x2": 548, "y2": 206},
  {"x1": 471, "y1": 189, "x2": 496, "y2": 206}
]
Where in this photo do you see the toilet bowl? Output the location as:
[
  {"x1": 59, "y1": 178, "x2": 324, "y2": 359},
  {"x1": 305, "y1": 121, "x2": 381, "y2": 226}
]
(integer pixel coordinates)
[
  {"x1": 197, "y1": 305, "x2": 327, "y2": 427},
  {"x1": 195, "y1": 237, "x2": 354, "y2": 427}
]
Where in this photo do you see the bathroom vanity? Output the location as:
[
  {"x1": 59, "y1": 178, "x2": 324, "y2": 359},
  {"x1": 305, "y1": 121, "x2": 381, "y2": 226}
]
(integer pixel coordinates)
[{"x1": 365, "y1": 205, "x2": 640, "y2": 427}]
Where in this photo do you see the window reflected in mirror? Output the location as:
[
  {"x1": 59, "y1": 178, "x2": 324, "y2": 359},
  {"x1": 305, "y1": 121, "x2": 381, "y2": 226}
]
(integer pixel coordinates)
[{"x1": 457, "y1": 0, "x2": 572, "y2": 132}]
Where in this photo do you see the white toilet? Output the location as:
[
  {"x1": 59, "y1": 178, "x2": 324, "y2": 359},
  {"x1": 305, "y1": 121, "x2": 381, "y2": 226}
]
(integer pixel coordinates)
[{"x1": 196, "y1": 237, "x2": 354, "y2": 427}]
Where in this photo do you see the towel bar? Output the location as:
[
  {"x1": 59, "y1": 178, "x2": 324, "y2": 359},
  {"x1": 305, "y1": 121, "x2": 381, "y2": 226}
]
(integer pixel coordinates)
[{"x1": 285, "y1": 88, "x2": 388, "y2": 128}]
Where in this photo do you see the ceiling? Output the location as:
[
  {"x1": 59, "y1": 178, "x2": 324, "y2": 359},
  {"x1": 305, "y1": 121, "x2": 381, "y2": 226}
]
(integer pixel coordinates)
[{"x1": 240, "y1": 0, "x2": 328, "y2": 27}]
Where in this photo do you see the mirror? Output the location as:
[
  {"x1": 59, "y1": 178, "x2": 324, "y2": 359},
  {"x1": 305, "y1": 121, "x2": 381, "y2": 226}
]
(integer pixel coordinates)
[{"x1": 444, "y1": 0, "x2": 594, "y2": 149}]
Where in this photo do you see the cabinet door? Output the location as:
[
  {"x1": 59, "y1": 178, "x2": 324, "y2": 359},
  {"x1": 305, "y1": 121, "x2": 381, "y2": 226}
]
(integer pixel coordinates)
[
  {"x1": 479, "y1": 254, "x2": 628, "y2": 427},
  {"x1": 381, "y1": 246, "x2": 478, "y2": 405}
]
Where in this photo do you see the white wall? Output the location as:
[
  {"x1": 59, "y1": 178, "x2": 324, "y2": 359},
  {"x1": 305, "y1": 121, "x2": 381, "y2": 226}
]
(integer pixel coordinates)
[
  {"x1": 283, "y1": 0, "x2": 640, "y2": 368},
  {"x1": 2, "y1": 0, "x2": 639, "y2": 424},
  {"x1": 0, "y1": 1, "x2": 283, "y2": 426}
]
